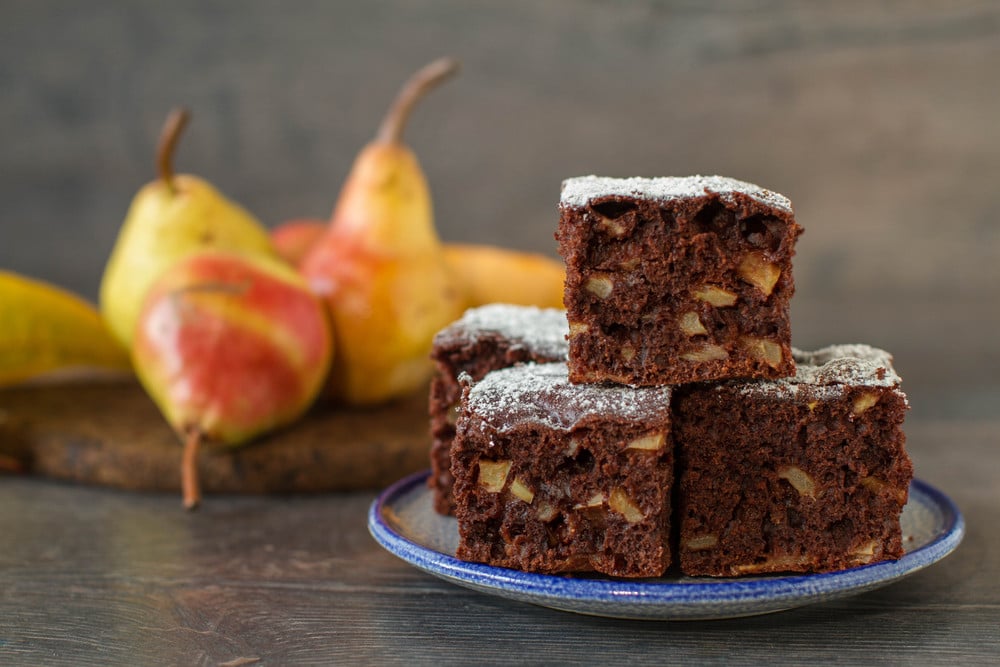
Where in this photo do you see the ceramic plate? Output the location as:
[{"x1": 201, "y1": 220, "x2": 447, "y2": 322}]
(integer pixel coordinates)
[{"x1": 368, "y1": 471, "x2": 964, "y2": 620}]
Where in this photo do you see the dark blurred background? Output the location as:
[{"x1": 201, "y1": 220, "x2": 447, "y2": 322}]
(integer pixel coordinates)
[{"x1": 1, "y1": 1, "x2": 997, "y2": 418}]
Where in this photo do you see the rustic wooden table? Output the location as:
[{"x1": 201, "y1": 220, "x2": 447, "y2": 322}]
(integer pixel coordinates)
[{"x1": 0, "y1": 413, "x2": 994, "y2": 666}]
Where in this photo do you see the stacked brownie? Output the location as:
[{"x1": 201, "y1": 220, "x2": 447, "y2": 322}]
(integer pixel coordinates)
[
  {"x1": 558, "y1": 175, "x2": 801, "y2": 386},
  {"x1": 452, "y1": 363, "x2": 674, "y2": 577},
  {"x1": 674, "y1": 345, "x2": 911, "y2": 576},
  {"x1": 434, "y1": 175, "x2": 912, "y2": 579},
  {"x1": 428, "y1": 304, "x2": 569, "y2": 514}
]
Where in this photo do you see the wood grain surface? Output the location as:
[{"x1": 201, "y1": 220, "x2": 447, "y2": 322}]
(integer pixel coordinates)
[
  {"x1": 0, "y1": 418, "x2": 995, "y2": 666},
  {"x1": 0, "y1": 378, "x2": 430, "y2": 494}
]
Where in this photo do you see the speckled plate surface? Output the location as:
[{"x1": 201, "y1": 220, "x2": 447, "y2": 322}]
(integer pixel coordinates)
[{"x1": 368, "y1": 471, "x2": 963, "y2": 620}]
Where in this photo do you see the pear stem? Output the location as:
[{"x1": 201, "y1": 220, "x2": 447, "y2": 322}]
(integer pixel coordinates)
[
  {"x1": 157, "y1": 108, "x2": 191, "y2": 195},
  {"x1": 375, "y1": 58, "x2": 460, "y2": 145},
  {"x1": 181, "y1": 429, "x2": 202, "y2": 511}
]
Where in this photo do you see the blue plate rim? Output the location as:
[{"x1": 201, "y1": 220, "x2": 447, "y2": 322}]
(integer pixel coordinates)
[{"x1": 368, "y1": 470, "x2": 964, "y2": 608}]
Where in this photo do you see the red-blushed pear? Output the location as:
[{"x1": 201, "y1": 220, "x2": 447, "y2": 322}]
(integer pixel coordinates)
[
  {"x1": 271, "y1": 216, "x2": 567, "y2": 309},
  {"x1": 270, "y1": 218, "x2": 326, "y2": 267},
  {"x1": 132, "y1": 249, "x2": 332, "y2": 509},
  {"x1": 300, "y1": 58, "x2": 464, "y2": 405}
]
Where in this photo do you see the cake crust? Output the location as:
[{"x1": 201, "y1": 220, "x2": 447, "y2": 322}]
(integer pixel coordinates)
[
  {"x1": 452, "y1": 363, "x2": 674, "y2": 578},
  {"x1": 428, "y1": 305, "x2": 568, "y2": 515},
  {"x1": 675, "y1": 344, "x2": 912, "y2": 577},
  {"x1": 557, "y1": 175, "x2": 803, "y2": 386}
]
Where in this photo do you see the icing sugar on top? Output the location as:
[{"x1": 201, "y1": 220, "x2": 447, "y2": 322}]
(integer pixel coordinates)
[
  {"x1": 434, "y1": 304, "x2": 569, "y2": 360},
  {"x1": 738, "y1": 344, "x2": 901, "y2": 400},
  {"x1": 793, "y1": 344, "x2": 899, "y2": 386},
  {"x1": 465, "y1": 362, "x2": 672, "y2": 433},
  {"x1": 559, "y1": 175, "x2": 793, "y2": 214}
]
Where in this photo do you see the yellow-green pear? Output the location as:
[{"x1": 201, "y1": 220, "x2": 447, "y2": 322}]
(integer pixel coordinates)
[{"x1": 100, "y1": 109, "x2": 276, "y2": 347}]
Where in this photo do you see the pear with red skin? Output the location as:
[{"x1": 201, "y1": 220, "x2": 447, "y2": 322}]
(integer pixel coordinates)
[
  {"x1": 271, "y1": 218, "x2": 566, "y2": 308},
  {"x1": 271, "y1": 218, "x2": 325, "y2": 266},
  {"x1": 271, "y1": 217, "x2": 566, "y2": 310},
  {"x1": 300, "y1": 58, "x2": 464, "y2": 405},
  {"x1": 132, "y1": 249, "x2": 332, "y2": 509}
]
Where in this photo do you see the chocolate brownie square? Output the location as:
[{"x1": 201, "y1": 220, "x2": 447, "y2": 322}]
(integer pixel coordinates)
[
  {"x1": 674, "y1": 345, "x2": 912, "y2": 576},
  {"x1": 429, "y1": 305, "x2": 568, "y2": 515},
  {"x1": 557, "y1": 175, "x2": 803, "y2": 386},
  {"x1": 452, "y1": 362, "x2": 674, "y2": 578}
]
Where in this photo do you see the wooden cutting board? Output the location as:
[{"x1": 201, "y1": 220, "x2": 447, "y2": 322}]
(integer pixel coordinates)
[{"x1": 0, "y1": 376, "x2": 430, "y2": 495}]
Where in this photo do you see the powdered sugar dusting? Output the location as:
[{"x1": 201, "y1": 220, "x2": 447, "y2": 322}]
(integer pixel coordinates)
[
  {"x1": 434, "y1": 304, "x2": 569, "y2": 360},
  {"x1": 794, "y1": 344, "x2": 899, "y2": 386},
  {"x1": 559, "y1": 175, "x2": 793, "y2": 214},
  {"x1": 465, "y1": 362, "x2": 672, "y2": 433},
  {"x1": 737, "y1": 344, "x2": 901, "y2": 400}
]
